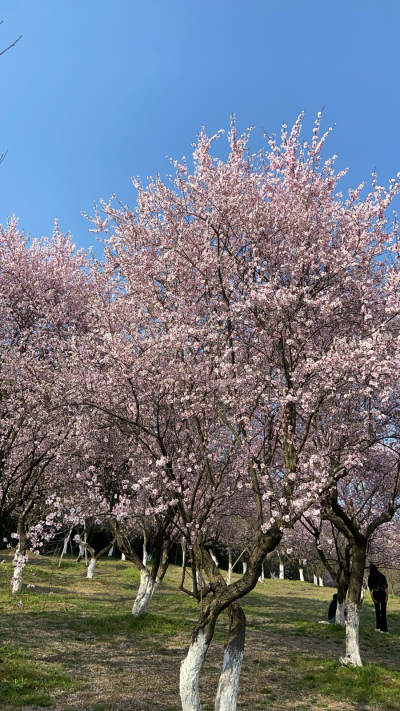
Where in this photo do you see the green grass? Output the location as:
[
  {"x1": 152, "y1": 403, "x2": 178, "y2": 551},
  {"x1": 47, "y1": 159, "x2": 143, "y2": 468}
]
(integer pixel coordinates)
[
  {"x1": 291, "y1": 654, "x2": 400, "y2": 707},
  {"x1": 0, "y1": 553, "x2": 399, "y2": 710},
  {"x1": 0, "y1": 643, "x2": 69, "y2": 707}
]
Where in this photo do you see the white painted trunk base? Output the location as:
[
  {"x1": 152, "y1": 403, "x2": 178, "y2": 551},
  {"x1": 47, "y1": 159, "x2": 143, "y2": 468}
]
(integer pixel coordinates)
[
  {"x1": 191, "y1": 569, "x2": 202, "y2": 593},
  {"x1": 121, "y1": 553, "x2": 126, "y2": 561},
  {"x1": 87, "y1": 558, "x2": 97, "y2": 578},
  {"x1": 132, "y1": 569, "x2": 159, "y2": 616},
  {"x1": 242, "y1": 561, "x2": 247, "y2": 575},
  {"x1": 337, "y1": 601, "x2": 346, "y2": 626},
  {"x1": 279, "y1": 563, "x2": 284, "y2": 579},
  {"x1": 62, "y1": 539, "x2": 68, "y2": 556},
  {"x1": 180, "y1": 630, "x2": 208, "y2": 711},
  {"x1": 210, "y1": 550, "x2": 219, "y2": 567},
  {"x1": 340, "y1": 601, "x2": 362, "y2": 666},
  {"x1": 313, "y1": 574, "x2": 318, "y2": 585},
  {"x1": 258, "y1": 563, "x2": 265, "y2": 583},
  {"x1": 108, "y1": 545, "x2": 114, "y2": 557},
  {"x1": 11, "y1": 552, "x2": 25, "y2": 594},
  {"x1": 299, "y1": 568, "x2": 304, "y2": 582},
  {"x1": 228, "y1": 564, "x2": 232, "y2": 585},
  {"x1": 214, "y1": 642, "x2": 243, "y2": 711},
  {"x1": 319, "y1": 576, "x2": 324, "y2": 587}
]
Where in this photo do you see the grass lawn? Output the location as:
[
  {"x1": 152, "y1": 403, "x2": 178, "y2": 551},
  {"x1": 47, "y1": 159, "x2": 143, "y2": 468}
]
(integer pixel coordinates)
[{"x1": 0, "y1": 553, "x2": 399, "y2": 710}]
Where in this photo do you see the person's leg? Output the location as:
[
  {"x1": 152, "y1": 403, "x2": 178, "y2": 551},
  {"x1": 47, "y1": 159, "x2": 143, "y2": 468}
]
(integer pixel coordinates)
[
  {"x1": 374, "y1": 597, "x2": 381, "y2": 630},
  {"x1": 380, "y1": 596, "x2": 388, "y2": 632}
]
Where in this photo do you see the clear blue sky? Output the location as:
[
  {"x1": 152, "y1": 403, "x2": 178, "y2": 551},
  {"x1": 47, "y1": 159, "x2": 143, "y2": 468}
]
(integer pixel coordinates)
[{"x1": 0, "y1": 0, "x2": 399, "y2": 254}]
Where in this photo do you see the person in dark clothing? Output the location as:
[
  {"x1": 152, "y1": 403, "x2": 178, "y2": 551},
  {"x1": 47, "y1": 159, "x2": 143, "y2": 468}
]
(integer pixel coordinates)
[
  {"x1": 328, "y1": 593, "x2": 337, "y2": 623},
  {"x1": 368, "y1": 563, "x2": 389, "y2": 633}
]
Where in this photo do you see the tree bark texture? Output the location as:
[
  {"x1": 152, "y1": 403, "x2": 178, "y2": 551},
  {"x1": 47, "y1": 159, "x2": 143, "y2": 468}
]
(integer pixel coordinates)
[
  {"x1": 180, "y1": 629, "x2": 209, "y2": 711},
  {"x1": 132, "y1": 568, "x2": 160, "y2": 616},
  {"x1": 214, "y1": 603, "x2": 246, "y2": 711}
]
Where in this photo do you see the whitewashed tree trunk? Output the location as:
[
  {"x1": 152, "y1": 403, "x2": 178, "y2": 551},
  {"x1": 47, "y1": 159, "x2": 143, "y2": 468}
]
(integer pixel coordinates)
[
  {"x1": 11, "y1": 549, "x2": 25, "y2": 594},
  {"x1": 180, "y1": 630, "x2": 209, "y2": 711},
  {"x1": 258, "y1": 561, "x2": 265, "y2": 583},
  {"x1": 319, "y1": 576, "x2": 324, "y2": 587},
  {"x1": 242, "y1": 561, "x2": 247, "y2": 575},
  {"x1": 62, "y1": 538, "x2": 68, "y2": 556},
  {"x1": 337, "y1": 601, "x2": 346, "y2": 626},
  {"x1": 340, "y1": 602, "x2": 362, "y2": 666},
  {"x1": 279, "y1": 563, "x2": 284, "y2": 579},
  {"x1": 108, "y1": 545, "x2": 114, "y2": 557},
  {"x1": 299, "y1": 567, "x2": 304, "y2": 582},
  {"x1": 87, "y1": 558, "x2": 97, "y2": 578},
  {"x1": 210, "y1": 550, "x2": 219, "y2": 567},
  {"x1": 215, "y1": 604, "x2": 245, "y2": 711},
  {"x1": 79, "y1": 545, "x2": 85, "y2": 558},
  {"x1": 121, "y1": 553, "x2": 126, "y2": 561},
  {"x1": 182, "y1": 539, "x2": 187, "y2": 569},
  {"x1": 142, "y1": 529, "x2": 148, "y2": 566},
  {"x1": 313, "y1": 573, "x2": 318, "y2": 585},
  {"x1": 191, "y1": 567, "x2": 202, "y2": 593},
  {"x1": 132, "y1": 568, "x2": 160, "y2": 616},
  {"x1": 227, "y1": 548, "x2": 232, "y2": 585}
]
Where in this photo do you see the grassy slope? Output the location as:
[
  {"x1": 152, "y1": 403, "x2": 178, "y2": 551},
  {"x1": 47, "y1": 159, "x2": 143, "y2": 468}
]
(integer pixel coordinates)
[{"x1": 0, "y1": 552, "x2": 399, "y2": 710}]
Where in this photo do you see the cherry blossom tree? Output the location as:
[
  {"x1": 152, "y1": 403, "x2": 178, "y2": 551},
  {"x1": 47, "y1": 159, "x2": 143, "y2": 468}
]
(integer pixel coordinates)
[
  {"x1": 78, "y1": 112, "x2": 400, "y2": 708},
  {"x1": 321, "y1": 446, "x2": 400, "y2": 665},
  {"x1": 0, "y1": 218, "x2": 90, "y2": 587}
]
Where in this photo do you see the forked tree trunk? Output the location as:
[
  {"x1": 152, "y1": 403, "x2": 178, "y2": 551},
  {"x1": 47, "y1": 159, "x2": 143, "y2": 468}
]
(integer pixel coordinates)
[
  {"x1": 180, "y1": 630, "x2": 209, "y2": 711},
  {"x1": 299, "y1": 567, "x2": 304, "y2": 582},
  {"x1": 132, "y1": 568, "x2": 160, "y2": 616},
  {"x1": 179, "y1": 528, "x2": 283, "y2": 711},
  {"x1": 82, "y1": 539, "x2": 116, "y2": 579},
  {"x1": 109, "y1": 518, "x2": 171, "y2": 617},
  {"x1": 215, "y1": 603, "x2": 246, "y2": 711}
]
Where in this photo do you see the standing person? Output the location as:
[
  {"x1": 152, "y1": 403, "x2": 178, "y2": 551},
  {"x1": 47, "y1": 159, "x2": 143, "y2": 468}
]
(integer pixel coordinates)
[
  {"x1": 368, "y1": 564, "x2": 389, "y2": 633},
  {"x1": 328, "y1": 593, "x2": 338, "y2": 623}
]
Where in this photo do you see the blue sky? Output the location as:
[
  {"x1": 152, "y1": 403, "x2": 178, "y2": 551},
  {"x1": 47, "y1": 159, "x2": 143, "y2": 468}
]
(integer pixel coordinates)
[{"x1": 0, "y1": 0, "x2": 399, "y2": 254}]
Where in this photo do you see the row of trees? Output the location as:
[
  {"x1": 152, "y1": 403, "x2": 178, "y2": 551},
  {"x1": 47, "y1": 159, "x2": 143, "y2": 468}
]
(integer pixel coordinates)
[{"x1": 1, "y1": 115, "x2": 400, "y2": 711}]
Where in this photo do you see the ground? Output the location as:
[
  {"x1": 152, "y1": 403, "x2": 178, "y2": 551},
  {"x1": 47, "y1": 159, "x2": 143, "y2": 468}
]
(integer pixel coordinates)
[{"x1": 0, "y1": 553, "x2": 399, "y2": 710}]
